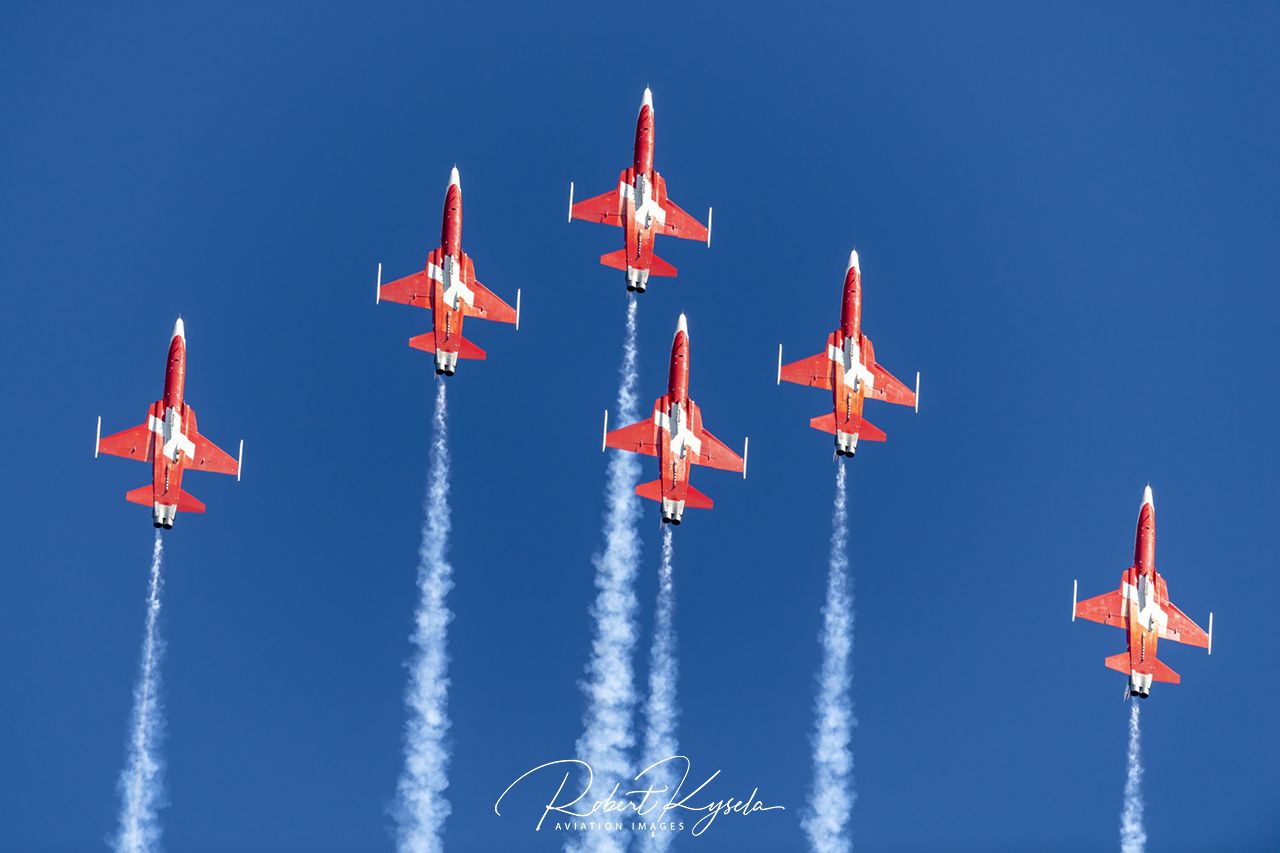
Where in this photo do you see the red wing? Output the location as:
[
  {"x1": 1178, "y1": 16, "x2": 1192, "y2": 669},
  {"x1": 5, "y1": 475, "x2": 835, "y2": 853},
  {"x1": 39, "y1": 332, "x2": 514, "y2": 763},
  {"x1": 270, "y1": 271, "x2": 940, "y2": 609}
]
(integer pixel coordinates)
[
  {"x1": 659, "y1": 196, "x2": 708, "y2": 242},
  {"x1": 780, "y1": 351, "x2": 833, "y2": 390},
  {"x1": 869, "y1": 363, "x2": 916, "y2": 408},
  {"x1": 1075, "y1": 589, "x2": 1126, "y2": 628},
  {"x1": 695, "y1": 428, "x2": 744, "y2": 473},
  {"x1": 380, "y1": 271, "x2": 432, "y2": 308},
  {"x1": 571, "y1": 186, "x2": 624, "y2": 226},
  {"x1": 185, "y1": 405, "x2": 239, "y2": 476},
  {"x1": 467, "y1": 279, "x2": 517, "y2": 325},
  {"x1": 605, "y1": 416, "x2": 659, "y2": 456},
  {"x1": 98, "y1": 422, "x2": 153, "y2": 462},
  {"x1": 1162, "y1": 600, "x2": 1209, "y2": 648}
]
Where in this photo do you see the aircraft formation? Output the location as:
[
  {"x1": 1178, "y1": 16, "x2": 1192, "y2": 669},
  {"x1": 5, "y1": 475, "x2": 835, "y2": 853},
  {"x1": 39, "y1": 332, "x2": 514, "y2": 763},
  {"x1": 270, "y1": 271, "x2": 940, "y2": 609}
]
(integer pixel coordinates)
[{"x1": 94, "y1": 86, "x2": 1213, "y2": 700}]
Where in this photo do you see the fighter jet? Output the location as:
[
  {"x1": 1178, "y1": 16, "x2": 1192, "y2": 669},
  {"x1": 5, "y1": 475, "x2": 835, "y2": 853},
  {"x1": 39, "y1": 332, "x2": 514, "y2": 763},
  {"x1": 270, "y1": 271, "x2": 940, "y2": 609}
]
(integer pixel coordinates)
[
  {"x1": 1074, "y1": 485, "x2": 1213, "y2": 698},
  {"x1": 603, "y1": 314, "x2": 745, "y2": 524},
  {"x1": 378, "y1": 167, "x2": 520, "y2": 375},
  {"x1": 95, "y1": 318, "x2": 242, "y2": 528},
  {"x1": 777, "y1": 250, "x2": 918, "y2": 456},
  {"x1": 568, "y1": 87, "x2": 710, "y2": 292}
]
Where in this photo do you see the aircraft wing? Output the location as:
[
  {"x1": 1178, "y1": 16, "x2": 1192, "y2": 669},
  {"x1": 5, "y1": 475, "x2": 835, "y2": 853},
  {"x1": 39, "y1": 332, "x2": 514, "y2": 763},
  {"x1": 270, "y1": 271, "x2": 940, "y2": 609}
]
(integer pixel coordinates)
[
  {"x1": 694, "y1": 427, "x2": 744, "y2": 473},
  {"x1": 1162, "y1": 600, "x2": 1210, "y2": 648},
  {"x1": 467, "y1": 279, "x2": 517, "y2": 325},
  {"x1": 780, "y1": 351, "x2": 833, "y2": 389},
  {"x1": 605, "y1": 415, "x2": 659, "y2": 456},
  {"x1": 1075, "y1": 588, "x2": 1126, "y2": 628},
  {"x1": 659, "y1": 196, "x2": 708, "y2": 242},
  {"x1": 869, "y1": 362, "x2": 917, "y2": 408},
  {"x1": 98, "y1": 421, "x2": 153, "y2": 462},
  {"x1": 380, "y1": 270, "x2": 432, "y2": 309},
  {"x1": 571, "y1": 186, "x2": 624, "y2": 226},
  {"x1": 185, "y1": 405, "x2": 239, "y2": 476}
]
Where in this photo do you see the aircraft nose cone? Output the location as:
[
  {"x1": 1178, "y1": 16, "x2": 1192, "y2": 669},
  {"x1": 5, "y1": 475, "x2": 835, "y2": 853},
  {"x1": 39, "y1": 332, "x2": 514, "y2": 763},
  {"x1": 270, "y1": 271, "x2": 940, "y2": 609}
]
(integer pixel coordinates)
[
  {"x1": 173, "y1": 316, "x2": 185, "y2": 341},
  {"x1": 848, "y1": 249, "x2": 860, "y2": 273},
  {"x1": 676, "y1": 312, "x2": 688, "y2": 337},
  {"x1": 642, "y1": 87, "x2": 653, "y2": 111},
  {"x1": 449, "y1": 166, "x2": 460, "y2": 188},
  {"x1": 1142, "y1": 483, "x2": 1154, "y2": 509}
]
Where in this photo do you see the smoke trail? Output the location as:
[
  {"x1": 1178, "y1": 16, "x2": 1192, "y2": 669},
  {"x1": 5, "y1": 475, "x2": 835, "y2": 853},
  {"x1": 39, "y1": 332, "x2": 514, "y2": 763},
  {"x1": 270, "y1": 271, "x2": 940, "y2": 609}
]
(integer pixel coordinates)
[
  {"x1": 803, "y1": 462, "x2": 855, "y2": 853},
  {"x1": 571, "y1": 297, "x2": 643, "y2": 853},
  {"x1": 114, "y1": 531, "x2": 168, "y2": 853},
  {"x1": 395, "y1": 380, "x2": 455, "y2": 853},
  {"x1": 639, "y1": 526, "x2": 678, "y2": 853},
  {"x1": 1120, "y1": 702, "x2": 1146, "y2": 853}
]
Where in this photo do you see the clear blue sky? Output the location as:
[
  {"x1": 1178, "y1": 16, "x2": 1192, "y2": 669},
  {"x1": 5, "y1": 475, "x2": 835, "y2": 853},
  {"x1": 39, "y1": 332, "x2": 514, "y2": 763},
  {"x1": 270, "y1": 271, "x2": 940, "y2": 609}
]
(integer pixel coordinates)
[{"x1": 1, "y1": 3, "x2": 1277, "y2": 851}]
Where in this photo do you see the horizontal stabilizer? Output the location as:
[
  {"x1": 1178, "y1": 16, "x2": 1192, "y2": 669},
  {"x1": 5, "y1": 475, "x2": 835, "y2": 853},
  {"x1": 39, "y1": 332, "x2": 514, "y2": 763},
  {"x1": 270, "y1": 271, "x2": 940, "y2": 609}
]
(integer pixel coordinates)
[
  {"x1": 635, "y1": 479, "x2": 664, "y2": 503},
  {"x1": 1105, "y1": 652, "x2": 1129, "y2": 674},
  {"x1": 408, "y1": 333, "x2": 488, "y2": 361},
  {"x1": 809, "y1": 412, "x2": 838, "y2": 435},
  {"x1": 648, "y1": 253, "x2": 676, "y2": 278},
  {"x1": 858, "y1": 417, "x2": 887, "y2": 442},
  {"x1": 1151, "y1": 658, "x2": 1181, "y2": 684},
  {"x1": 684, "y1": 485, "x2": 714, "y2": 510},
  {"x1": 408, "y1": 331, "x2": 438, "y2": 353},
  {"x1": 177, "y1": 489, "x2": 206, "y2": 513},
  {"x1": 600, "y1": 249, "x2": 629, "y2": 271},
  {"x1": 126, "y1": 486, "x2": 152, "y2": 506},
  {"x1": 808, "y1": 412, "x2": 886, "y2": 441}
]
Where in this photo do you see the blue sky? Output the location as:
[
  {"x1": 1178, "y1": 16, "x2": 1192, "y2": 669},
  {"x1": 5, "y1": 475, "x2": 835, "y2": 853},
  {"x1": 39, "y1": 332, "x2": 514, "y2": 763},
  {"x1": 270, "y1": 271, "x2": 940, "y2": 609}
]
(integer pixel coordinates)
[{"x1": 2, "y1": 2, "x2": 1278, "y2": 851}]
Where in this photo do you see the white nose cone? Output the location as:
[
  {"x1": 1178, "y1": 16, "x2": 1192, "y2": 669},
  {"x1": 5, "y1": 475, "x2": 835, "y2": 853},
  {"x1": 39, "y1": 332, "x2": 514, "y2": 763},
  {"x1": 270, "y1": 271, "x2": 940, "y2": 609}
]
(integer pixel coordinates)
[
  {"x1": 1142, "y1": 483, "x2": 1154, "y2": 509},
  {"x1": 449, "y1": 166, "x2": 460, "y2": 188},
  {"x1": 172, "y1": 316, "x2": 185, "y2": 341},
  {"x1": 676, "y1": 312, "x2": 688, "y2": 337},
  {"x1": 848, "y1": 249, "x2": 861, "y2": 273},
  {"x1": 642, "y1": 87, "x2": 653, "y2": 111}
]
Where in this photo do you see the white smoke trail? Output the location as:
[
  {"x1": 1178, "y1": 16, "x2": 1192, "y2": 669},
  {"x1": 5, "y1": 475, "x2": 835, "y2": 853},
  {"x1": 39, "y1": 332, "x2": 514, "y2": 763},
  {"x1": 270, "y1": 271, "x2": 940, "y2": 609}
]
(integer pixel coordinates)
[
  {"x1": 395, "y1": 380, "x2": 455, "y2": 853},
  {"x1": 639, "y1": 526, "x2": 678, "y2": 853},
  {"x1": 1120, "y1": 702, "x2": 1146, "y2": 853},
  {"x1": 571, "y1": 297, "x2": 643, "y2": 853},
  {"x1": 114, "y1": 531, "x2": 167, "y2": 853},
  {"x1": 803, "y1": 462, "x2": 855, "y2": 853}
]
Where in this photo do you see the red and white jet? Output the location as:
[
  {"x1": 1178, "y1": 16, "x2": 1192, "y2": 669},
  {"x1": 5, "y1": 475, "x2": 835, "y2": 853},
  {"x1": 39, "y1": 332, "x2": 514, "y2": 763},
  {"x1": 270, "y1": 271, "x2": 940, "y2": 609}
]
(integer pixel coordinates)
[
  {"x1": 95, "y1": 318, "x2": 242, "y2": 529},
  {"x1": 603, "y1": 314, "x2": 746, "y2": 524},
  {"x1": 378, "y1": 167, "x2": 520, "y2": 375},
  {"x1": 568, "y1": 87, "x2": 710, "y2": 292},
  {"x1": 777, "y1": 250, "x2": 918, "y2": 456},
  {"x1": 1074, "y1": 485, "x2": 1213, "y2": 698}
]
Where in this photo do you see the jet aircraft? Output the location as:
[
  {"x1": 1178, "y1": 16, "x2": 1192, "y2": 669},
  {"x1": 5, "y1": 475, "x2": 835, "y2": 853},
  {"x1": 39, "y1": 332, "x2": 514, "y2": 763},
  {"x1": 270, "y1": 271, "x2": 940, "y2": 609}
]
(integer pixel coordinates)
[
  {"x1": 378, "y1": 167, "x2": 520, "y2": 375},
  {"x1": 95, "y1": 318, "x2": 242, "y2": 528},
  {"x1": 603, "y1": 314, "x2": 745, "y2": 524},
  {"x1": 1074, "y1": 485, "x2": 1213, "y2": 698},
  {"x1": 569, "y1": 88, "x2": 710, "y2": 292},
  {"x1": 778, "y1": 250, "x2": 918, "y2": 456}
]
